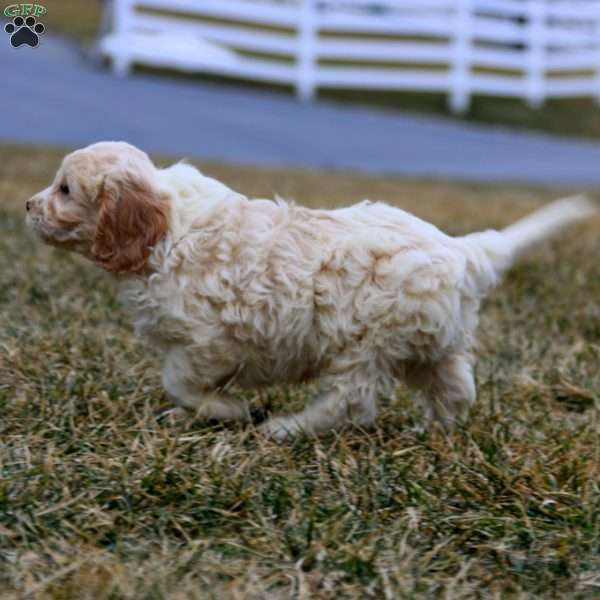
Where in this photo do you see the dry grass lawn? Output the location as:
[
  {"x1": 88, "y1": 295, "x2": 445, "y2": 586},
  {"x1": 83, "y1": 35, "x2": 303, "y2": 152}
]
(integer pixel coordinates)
[{"x1": 1, "y1": 143, "x2": 600, "y2": 599}]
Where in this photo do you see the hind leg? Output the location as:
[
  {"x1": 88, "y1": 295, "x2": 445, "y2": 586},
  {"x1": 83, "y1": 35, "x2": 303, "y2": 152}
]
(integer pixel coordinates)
[
  {"x1": 406, "y1": 353, "x2": 476, "y2": 429},
  {"x1": 260, "y1": 366, "x2": 379, "y2": 440}
]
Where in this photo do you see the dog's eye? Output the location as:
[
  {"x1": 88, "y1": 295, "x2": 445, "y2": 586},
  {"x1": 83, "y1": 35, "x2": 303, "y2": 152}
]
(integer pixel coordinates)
[{"x1": 60, "y1": 184, "x2": 70, "y2": 195}]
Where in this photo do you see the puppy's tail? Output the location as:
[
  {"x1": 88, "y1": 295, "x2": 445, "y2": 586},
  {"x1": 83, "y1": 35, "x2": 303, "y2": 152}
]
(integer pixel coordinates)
[
  {"x1": 463, "y1": 195, "x2": 597, "y2": 289},
  {"x1": 501, "y1": 195, "x2": 597, "y2": 259}
]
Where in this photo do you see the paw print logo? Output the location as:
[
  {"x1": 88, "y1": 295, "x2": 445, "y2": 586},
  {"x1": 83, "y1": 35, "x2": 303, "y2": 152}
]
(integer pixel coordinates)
[{"x1": 4, "y1": 16, "x2": 45, "y2": 48}]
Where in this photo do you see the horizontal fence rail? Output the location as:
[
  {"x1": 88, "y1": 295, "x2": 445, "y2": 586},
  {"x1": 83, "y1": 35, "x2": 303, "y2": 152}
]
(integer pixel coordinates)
[{"x1": 99, "y1": 0, "x2": 600, "y2": 112}]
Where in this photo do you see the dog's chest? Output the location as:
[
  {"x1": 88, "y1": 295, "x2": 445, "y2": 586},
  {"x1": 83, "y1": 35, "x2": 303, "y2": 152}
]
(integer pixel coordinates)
[
  {"x1": 119, "y1": 274, "x2": 198, "y2": 350},
  {"x1": 123, "y1": 262, "x2": 313, "y2": 339}
]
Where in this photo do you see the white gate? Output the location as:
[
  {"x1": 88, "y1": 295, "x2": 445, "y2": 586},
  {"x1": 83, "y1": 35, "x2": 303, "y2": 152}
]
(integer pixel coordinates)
[{"x1": 100, "y1": 0, "x2": 600, "y2": 112}]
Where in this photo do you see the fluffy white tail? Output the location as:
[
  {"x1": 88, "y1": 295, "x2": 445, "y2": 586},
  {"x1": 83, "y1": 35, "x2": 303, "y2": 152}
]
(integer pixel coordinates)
[
  {"x1": 502, "y1": 195, "x2": 597, "y2": 258},
  {"x1": 463, "y1": 195, "x2": 597, "y2": 293}
]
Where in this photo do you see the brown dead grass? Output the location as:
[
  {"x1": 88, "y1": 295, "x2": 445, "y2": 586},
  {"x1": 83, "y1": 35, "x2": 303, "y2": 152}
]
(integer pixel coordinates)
[{"x1": 1, "y1": 143, "x2": 600, "y2": 599}]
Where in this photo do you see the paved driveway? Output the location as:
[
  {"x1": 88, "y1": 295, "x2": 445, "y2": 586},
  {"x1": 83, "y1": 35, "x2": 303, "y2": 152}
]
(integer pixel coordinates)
[{"x1": 3, "y1": 33, "x2": 600, "y2": 185}]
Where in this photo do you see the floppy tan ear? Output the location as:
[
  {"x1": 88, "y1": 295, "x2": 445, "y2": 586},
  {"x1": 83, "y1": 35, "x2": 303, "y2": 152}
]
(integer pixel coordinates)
[{"x1": 92, "y1": 171, "x2": 169, "y2": 274}]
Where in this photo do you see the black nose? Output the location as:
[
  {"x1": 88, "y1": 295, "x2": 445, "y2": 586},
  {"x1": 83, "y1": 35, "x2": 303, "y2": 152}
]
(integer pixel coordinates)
[{"x1": 26, "y1": 200, "x2": 32, "y2": 212}]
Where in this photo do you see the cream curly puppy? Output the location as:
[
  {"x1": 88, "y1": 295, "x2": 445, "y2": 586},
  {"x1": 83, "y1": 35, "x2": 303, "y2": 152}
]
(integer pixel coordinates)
[{"x1": 26, "y1": 142, "x2": 597, "y2": 439}]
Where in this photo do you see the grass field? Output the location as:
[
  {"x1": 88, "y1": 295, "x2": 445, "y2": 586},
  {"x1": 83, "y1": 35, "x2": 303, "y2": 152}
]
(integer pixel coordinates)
[{"x1": 1, "y1": 143, "x2": 600, "y2": 599}]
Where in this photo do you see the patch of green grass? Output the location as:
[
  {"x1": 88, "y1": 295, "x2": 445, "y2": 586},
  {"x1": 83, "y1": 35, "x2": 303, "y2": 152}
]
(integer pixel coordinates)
[
  {"x1": 322, "y1": 90, "x2": 600, "y2": 141},
  {"x1": 1, "y1": 143, "x2": 600, "y2": 599}
]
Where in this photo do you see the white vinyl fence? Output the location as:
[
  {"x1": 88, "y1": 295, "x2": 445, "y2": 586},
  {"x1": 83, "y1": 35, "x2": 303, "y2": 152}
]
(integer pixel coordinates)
[{"x1": 100, "y1": 0, "x2": 600, "y2": 112}]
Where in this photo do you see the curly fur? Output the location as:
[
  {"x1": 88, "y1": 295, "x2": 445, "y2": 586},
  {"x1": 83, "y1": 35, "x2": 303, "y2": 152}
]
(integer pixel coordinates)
[{"x1": 26, "y1": 142, "x2": 598, "y2": 438}]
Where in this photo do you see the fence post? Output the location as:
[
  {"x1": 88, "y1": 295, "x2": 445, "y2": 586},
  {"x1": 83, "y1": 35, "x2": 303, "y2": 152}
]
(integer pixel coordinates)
[
  {"x1": 526, "y1": 0, "x2": 546, "y2": 109},
  {"x1": 449, "y1": 0, "x2": 472, "y2": 114},
  {"x1": 112, "y1": 0, "x2": 134, "y2": 77},
  {"x1": 297, "y1": 0, "x2": 317, "y2": 102},
  {"x1": 596, "y1": 3, "x2": 600, "y2": 106}
]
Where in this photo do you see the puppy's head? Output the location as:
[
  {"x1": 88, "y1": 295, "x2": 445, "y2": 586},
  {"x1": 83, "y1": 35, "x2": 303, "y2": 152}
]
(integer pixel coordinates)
[{"x1": 26, "y1": 141, "x2": 169, "y2": 274}]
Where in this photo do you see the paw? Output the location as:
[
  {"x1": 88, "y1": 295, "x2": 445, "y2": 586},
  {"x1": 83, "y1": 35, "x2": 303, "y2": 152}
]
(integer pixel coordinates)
[
  {"x1": 157, "y1": 406, "x2": 188, "y2": 423},
  {"x1": 4, "y1": 16, "x2": 45, "y2": 48},
  {"x1": 259, "y1": 416, "x2": 309, "y2": 440}
]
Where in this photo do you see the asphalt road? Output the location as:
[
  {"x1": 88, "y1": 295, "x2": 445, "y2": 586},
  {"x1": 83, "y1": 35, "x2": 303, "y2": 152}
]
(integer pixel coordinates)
[{"x1": 3, "y1": 33, "x2": 600, "y2": 185}]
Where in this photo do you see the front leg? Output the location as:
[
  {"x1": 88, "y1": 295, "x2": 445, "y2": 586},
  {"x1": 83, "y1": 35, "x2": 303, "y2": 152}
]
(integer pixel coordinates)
[
  {"x1": 161, "y1": 349, "x2": 249, "y2": 422},
  {"x1": 260, "y1": 367, "x2": 379, "y2": 440},
  {"x1": 188, "y1": 391, "x2": 250, "y2": 421}
]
